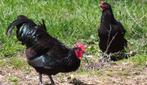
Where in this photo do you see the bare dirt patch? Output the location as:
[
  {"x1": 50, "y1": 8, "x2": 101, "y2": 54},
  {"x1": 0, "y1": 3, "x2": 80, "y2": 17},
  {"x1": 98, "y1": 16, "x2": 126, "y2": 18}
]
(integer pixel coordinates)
[{"x1": 0, "y1": 56, "x2": 147, "y2": 85}]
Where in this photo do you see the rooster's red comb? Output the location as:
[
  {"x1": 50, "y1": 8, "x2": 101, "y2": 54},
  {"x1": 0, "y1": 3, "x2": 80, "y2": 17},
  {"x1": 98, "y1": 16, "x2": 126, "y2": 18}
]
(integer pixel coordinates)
[{"x1": 74, "y1": 42, "x2": 86, "y2": 52}]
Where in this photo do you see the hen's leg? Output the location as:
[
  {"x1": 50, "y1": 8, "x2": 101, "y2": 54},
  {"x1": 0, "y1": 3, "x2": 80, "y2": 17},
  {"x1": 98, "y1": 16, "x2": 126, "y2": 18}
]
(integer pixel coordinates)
[
  {"x1": 48, "y1": 75, "x2": 55, "y2": 85},
  {"x1": 39, "y1": 73, "x2": 43, "y2": 85}
]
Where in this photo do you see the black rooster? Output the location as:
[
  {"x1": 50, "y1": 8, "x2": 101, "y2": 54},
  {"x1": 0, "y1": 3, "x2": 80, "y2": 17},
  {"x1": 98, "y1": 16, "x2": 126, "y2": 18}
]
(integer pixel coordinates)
[
  {"x1": 98, "y1": 1, "x2": 127, "y2": 60},
  {"x1": 6, "y1": 15, "x2": 86, "y2": 85}
]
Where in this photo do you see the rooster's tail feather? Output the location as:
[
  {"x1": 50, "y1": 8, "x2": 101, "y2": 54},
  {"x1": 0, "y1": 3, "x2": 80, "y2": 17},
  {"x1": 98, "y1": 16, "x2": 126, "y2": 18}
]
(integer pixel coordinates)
[{"x1": 6, "y1": 15, "x2": 34, "y2": 37}]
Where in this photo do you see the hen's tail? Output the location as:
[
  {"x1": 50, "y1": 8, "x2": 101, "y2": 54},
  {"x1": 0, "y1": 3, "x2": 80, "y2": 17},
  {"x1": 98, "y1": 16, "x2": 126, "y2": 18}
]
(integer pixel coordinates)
[{"x1": 6, "y1": 15, "x2": 35, "y2": 37}]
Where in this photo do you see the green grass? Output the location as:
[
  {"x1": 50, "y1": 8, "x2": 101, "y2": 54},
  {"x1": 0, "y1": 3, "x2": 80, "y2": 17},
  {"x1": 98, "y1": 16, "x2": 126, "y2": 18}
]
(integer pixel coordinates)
[
  {"x1": 0, "y1": 0, "x2": 147, "y2": 65},
  {"x1": 129, "y1": 54, "x2": 147, "y2": 65}
]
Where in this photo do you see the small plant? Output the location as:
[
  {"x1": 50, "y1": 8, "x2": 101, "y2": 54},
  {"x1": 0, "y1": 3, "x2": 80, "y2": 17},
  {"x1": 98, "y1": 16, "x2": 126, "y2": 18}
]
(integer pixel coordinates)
[
  {"x1": 10, "y1": 57, "x2": 27, "y2": 69},
  {"x1": 8, "y1": 76, "x2": 19, "y2": 84}
]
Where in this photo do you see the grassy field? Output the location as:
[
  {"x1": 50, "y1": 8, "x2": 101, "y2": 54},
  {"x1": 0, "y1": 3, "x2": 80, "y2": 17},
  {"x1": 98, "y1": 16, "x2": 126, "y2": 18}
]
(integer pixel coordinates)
[{"x1": 0, "y1": 0, "x2": 147, "y2": 84}]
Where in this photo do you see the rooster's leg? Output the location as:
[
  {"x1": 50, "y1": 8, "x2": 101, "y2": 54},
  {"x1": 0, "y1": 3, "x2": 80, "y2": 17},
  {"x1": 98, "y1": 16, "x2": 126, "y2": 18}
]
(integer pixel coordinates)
[
  {"x1": 48, "y1": 75, "x2": 55, "y2": 85},
  {"x1": 39, "y1": 73, "x2": 43, "y2": 85}
]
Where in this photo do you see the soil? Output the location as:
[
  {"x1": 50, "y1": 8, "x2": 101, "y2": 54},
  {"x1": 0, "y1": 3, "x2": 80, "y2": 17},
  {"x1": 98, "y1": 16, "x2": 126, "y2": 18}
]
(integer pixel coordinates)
[{"x1": 0, "y1": 56, "x2": 147, "y2": 85}]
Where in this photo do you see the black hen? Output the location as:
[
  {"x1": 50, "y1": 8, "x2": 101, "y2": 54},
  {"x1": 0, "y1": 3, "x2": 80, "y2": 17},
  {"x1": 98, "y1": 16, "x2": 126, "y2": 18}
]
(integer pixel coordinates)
[
  {"x1": 6, "y1": 15, "x2": 86, "y2": 85},
  {"x1": 98, "y1": 1, "x2": 127, "y2": 60}
]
